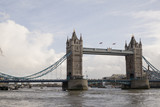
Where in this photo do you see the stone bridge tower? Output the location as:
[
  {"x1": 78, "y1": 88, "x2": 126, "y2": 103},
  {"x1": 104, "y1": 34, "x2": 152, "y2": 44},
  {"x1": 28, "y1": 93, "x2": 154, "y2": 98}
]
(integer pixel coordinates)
[
  {"x1": 124, "y1": 36, "x2": 149, "y2": 89},
  {"x1": 125, "y1": 36, "x2": 143, "y2": 79},
  {"x1": 66, "y1": 31, "x2": 83, "y2": 79},
  {"x1": 63, "y1": 31, "x2": 88, "y2": 90}
]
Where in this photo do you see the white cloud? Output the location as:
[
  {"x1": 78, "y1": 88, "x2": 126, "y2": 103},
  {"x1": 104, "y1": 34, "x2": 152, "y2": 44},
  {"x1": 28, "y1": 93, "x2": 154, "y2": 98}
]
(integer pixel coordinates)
[{"x1": 0, "y1": 20, "x2": 65, "y2": 78}]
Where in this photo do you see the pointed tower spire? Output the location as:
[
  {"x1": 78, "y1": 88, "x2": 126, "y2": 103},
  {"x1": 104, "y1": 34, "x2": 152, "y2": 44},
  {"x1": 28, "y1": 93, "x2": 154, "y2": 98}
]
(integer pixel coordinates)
[
  {"x1": 125, "y1": 40, "x2": 127, "y2": 46},
  {"x1": 131, "y1": 35, "x2": 135, "y2": 41},
  {"x1": 66, "y1": 36, "x2": 69, "y2": 44},
  {"x1": 80, "y1": 33, "x2": 82, "y2": 41},
  {"x1": 139, "y1": 38, "x2": 142, "y2": 44},
  {"x1": 130, "y1": 35, "x2": 136, "y2": 48},
  {"x1": 72, "y1": 29, "x2": 78, "y2": 40},
  {"x1": 125, "y1": 40, "x2": 127, "y2": 49},
  {"x1": 139, "y1": 38, "x2": 142, "y2": 48}
]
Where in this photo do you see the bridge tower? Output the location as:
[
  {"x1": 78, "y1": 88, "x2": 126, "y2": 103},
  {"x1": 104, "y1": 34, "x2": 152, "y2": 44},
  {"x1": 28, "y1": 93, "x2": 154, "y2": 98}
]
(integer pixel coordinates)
[
  {"x1": 125, "y1": 36, "x2": 150, "y2": 89},
  {"x1": 66, "y1": 31, "x2": 83, "y2": 79},
  {"x1": 125, "y1": 36, "x2": 143, "y2": 79},
  {"x1": 63, "y1": 30, "x2": 88, "y2": 90}
]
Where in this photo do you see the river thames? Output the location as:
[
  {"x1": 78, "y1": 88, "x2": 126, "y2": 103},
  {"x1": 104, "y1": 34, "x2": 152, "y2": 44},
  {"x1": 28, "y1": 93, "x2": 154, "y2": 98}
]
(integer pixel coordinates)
[{"x1": 0, "y1": 87, "x2": 160, "y2": 107}]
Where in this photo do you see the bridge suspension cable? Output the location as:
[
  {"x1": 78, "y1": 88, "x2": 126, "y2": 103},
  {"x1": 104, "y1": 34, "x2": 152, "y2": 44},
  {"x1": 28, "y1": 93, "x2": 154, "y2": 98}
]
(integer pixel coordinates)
[
  {"x1": 22, "y1": 52, "x2": 71, "y2": 79},
  {"x1": 0, "y1": 52, "x2": 71, "y2": 80},
  {"x1": 143, "y1": 56, "x2": 160, "y2": 72},
  {"x1": 142, "y1": 56, "x2": 160, "y2": 79}
]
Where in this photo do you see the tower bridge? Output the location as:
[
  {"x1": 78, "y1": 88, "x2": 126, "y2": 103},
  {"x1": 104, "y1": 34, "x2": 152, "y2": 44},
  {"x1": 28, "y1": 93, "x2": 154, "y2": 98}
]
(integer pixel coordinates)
[
  {"x1": 1, "y1": 30, "x2": 160, "y2": 90},
  {"x1": 63, "y1": 31, "x2": 149, "y2": 90}
]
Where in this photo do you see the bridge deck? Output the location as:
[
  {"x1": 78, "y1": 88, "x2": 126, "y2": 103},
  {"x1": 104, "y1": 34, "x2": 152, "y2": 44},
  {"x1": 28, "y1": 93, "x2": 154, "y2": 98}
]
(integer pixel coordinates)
[
  {"x1": 83, "y1": 48, "x2": 133, "y2": 56},
  {"x1": 0, "y1": 79, "x2": 67, "y2": 83},
  {"x1": 0, "y1": 79, "x2": 130, "y2": 84},
  {"x1": 0, "y1": 79, "x2": 160, "y2": 84}
]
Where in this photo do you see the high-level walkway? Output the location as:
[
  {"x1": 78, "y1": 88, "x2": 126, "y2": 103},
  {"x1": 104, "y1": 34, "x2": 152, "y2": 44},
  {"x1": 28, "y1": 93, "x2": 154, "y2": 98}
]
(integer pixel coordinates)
[{"x1": 83, "y1": 47, "x2": 133, "y2": 56}]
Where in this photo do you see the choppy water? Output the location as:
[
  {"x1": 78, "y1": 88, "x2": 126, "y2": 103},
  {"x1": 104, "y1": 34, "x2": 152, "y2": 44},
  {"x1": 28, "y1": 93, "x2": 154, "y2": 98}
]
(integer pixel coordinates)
[{"x1": 0, "y1": 87, "x2": 160, "y2": 107}]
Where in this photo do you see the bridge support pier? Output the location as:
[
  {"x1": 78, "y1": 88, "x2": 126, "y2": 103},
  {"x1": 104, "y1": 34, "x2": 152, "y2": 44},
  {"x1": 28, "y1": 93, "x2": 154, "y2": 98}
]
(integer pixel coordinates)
[
  {"x1": 68, "y1": 79, "x2": 88, "y2": 90},
  {"x1": 62, "y1": 79, "x2": 88, "y2": 91},
  {"x1": 130, "y1": 78, "x2": 150, "y2": 89},
  {"x1": 122, "y1": 78, "x2": 150, "y2": 89}
]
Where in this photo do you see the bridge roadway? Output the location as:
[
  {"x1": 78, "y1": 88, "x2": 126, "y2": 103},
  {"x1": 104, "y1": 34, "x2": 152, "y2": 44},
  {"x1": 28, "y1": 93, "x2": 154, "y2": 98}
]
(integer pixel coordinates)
[
  {"x1": 83, "y1": 47, "x2": 134, "y2": 56},
  {"x1": 88, "y1": 79, "x2": 130, "y2": 85},
  {"x1": 0, "y1": 79, "x2": 67, "y2": 83},
  {"x1": 0, "y1": 79, "x2": 131, "y2": 84},
  {"x1": 0, "y1": 79, "x2": 159, "y2": 85}
]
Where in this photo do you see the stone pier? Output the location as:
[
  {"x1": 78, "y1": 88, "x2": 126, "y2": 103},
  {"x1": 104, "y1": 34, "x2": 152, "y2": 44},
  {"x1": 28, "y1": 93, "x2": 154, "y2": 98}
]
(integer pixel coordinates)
[
  {"x1": 130, "y1": 78, "x2": 150, "y2": 89},
  {"x1": 62, "y1": 79, "x2": 88, "y2": 91}
]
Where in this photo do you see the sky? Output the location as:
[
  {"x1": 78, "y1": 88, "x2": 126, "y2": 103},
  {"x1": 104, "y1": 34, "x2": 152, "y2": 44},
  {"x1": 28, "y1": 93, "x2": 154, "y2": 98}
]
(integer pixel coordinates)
[{"x1": 0, "y1": 0, "x2": 160, "y2": 79}]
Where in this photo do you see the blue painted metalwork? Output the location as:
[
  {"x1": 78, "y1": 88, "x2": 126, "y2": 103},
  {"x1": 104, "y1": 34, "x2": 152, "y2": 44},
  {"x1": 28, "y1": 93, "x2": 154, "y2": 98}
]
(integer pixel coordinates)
[
  {"x1": 0, "y1": 52, "x2": 71, "y2": 80},
  {"x1": 0, "y1": 79, "x2": 67, "y2": 83},
  {"x1": 0, "y1": 79, "x2": 130, "y2": 85},
  {"x1": 0, "y1": 53, "x2": 160, "y2": 85},
  {"x1": 143, "y1": 56, "x2": 160, "y2": 80},
  {"x1": 88, "y1": 79, "x2": 131, "y2": 85}
]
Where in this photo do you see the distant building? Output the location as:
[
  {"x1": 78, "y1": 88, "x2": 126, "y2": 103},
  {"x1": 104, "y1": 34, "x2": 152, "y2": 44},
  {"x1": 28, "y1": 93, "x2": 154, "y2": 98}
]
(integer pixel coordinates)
[{"x1": 103, "y1": 74, "x2": 126, "y2": 80}]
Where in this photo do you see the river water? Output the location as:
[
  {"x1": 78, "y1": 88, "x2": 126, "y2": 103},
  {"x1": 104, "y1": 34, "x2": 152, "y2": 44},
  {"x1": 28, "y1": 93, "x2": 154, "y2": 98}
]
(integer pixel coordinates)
[{"x1": 0, "y1": 87, "x2": 160, "y2": 107}]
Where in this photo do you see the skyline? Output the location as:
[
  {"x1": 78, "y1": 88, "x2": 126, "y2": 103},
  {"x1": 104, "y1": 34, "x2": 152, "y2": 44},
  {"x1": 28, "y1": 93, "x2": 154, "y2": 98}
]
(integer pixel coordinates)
[{"x1": 0, "y1": 0, "x2": 160, "y2": 79}]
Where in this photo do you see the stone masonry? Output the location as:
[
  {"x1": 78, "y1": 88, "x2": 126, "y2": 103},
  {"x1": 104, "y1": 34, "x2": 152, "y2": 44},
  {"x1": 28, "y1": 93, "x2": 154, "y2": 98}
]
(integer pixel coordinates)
[
  {"x1": 66, "y1": 31, "x2": 83, "y2": 80},
  {"x1": 125, "y1": 36, "x2": 143, "y2": 79}
]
